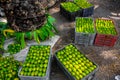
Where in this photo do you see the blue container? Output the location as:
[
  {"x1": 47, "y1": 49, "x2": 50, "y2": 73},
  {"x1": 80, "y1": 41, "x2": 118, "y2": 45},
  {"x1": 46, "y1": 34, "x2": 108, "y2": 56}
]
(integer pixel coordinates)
[
  {"x1": 60, "y1": 4, "x2": 83, "y2": 21},
  {"x1": 82, "y1": 6, "x2": 94, "y2": 17}
]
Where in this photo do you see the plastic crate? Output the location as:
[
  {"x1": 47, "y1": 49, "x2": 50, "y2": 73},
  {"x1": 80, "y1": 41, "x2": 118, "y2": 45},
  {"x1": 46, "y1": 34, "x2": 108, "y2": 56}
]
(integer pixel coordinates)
[
  {"x1": 54, "y1": 44, "x2": 99, "y2": 80},
  {"x1": 60, "y1": 3, "x2": 82, "y2": 21},
  {"x1": 94, "y1": 18, "x2": 119, "y2": 47},
  {"x1": 82, "y1": 6, "x2": 94, "y2": 17},
  {"x1": 75, "y1": 18, "x2": 96, "y2": 46},
  {"x1": 18, "y1": 45, "x2": 52, "y2": 80},
  {"x1": 75, "y1": 33, "x2": 96, "y2": 46},
  {"x1": 94, "y1": 34, "x2": 118, "y2": 47}
]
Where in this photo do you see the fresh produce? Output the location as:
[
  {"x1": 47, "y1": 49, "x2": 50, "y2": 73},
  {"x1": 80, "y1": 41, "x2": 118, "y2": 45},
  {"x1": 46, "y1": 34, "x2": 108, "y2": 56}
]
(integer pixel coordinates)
[
  {"x1": 19, "y1": 45, "x2": 50, "y2": 77},
  {"x1": 76, "y1": 18, "x2": 95, "y2": 33},
  {"x1": 3, "y1": 15, "x2": 57, "y2": 48},
  {"x1": 61, "y1": 2, "x2": 81, "y2": 12},
  {"x1": 56, "y1": 44, "x2": 97, "y2": 80},
  {"x1": 7, "y1": 43, "x2": 22, "y2": 55},
  {"x1": 0, "y1": 56, "x2": 22, "y2": 80},
  {"x1": 0, "y1": 34, "x2": 5, "y2": 51},
  {"x1": 74, "y1": 0, "x2": 93, "y2": 8},
  {"x1": 0, "y1": 22, "x2": 7, "y2": 52},
  {"x1": 95, "y1": 19, "x2": 117, "y2": 35}
]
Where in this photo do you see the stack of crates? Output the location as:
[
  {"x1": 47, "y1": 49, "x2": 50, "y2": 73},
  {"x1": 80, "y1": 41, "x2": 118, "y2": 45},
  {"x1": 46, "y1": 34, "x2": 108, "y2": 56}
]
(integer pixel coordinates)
[
  {"x1": 75, "y1": 17, "x2": 118, "y2": 47},
  {"x1": 60, "y1": 0, "x2": 94, "y2": 21},
  {"x1": 75, "y1": 17, "x2": 96, "y2": 46}
]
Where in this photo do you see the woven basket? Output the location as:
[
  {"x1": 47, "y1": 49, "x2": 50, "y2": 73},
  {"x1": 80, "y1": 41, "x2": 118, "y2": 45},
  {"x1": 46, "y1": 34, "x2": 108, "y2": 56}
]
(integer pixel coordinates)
[
  {"x1": 1, "y1": 0, "x2": 47, "y2": 32},
  {"x1": 10, "y1": 15, "x2": 46, "y2": 32}
]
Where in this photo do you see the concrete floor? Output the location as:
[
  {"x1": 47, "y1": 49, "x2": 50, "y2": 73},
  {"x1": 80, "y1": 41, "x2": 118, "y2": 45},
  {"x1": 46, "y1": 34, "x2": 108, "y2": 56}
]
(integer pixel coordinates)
[{"x1": 49, "y1": 0, "x2": 120, "y2": 80}]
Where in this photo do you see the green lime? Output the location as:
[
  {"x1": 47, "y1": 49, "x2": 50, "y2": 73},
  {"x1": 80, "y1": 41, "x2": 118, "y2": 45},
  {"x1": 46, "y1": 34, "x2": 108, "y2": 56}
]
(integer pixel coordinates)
[
  {"x1": 85, "y1": 70, "x2": 89, "y2": 75},
  {"x1": 79, "y1": 75, "x2": 83, "y2": 79},
  {"x1": 73, "y1": 68, "x2": 76, "y2": 72},
  {"x1": 69, "y1": 64, "x2": 73, "y2": 68},
  {"x1": 89, "y1": 62, "x2": 93, "y2": 66},
  {"x1": 29, "y1": 68, "x2": 32, "y2": 72},
  {"x1": 12, "y1": 71, "x2": 16, "y2": 76},
  {"x1": 13, "y1": 78, "x2": 19, "y2": 80},
  {"x1": 76, "y1": 75, "x2": 80, "y2": 80},
  {"x1": 8, "y1": 74, "x2": 13, "y2": 78},
  {"x1": 71, "y1": 72, "x2": 76, "y2": 76},
  {"x1": 81, "y1": 63, "x2": 85, "y2": 66},
  {"x1": 44, "y1": 64, "x2": 47, "y2": 68},
  {"x1": 76, "y1": 71, "x2": 79, "y2": 75},
  {"x1": 93, "y1": 65, "x2": 97, "y2": 69},
  {"x1": 81, "y1": 67, "x2": 85, "y2": 71},
  {"x1": 42, "y1": 73, "x2": 46, "y2": 77},
  {"x1": 42, "y1": 69, "x2": 46, "y2": 73},
  {"x1": 68, "y1": 68, "x2": 72, "y2": 72},
  {"x1": 78, "y1": 69, "x2": 82, "y2": 74},
  {"x1": 27, "y1": 73, "x2": 31, "y2": 76},
  {"x1": 36, "y1": 67, "x2": 39, "y2": 71},
  {"x1": 74, "y1": 65, "x2": 79, "y2": 69},
  {"x1": 82, "y1": 72, "x2": 87, "y2": 77},
  {"x1": 38, "y1": 73, "x2": 42, "y2": 77},
  {"x1": 44, "y1": 60, "x2": 48, "y2": 64},
  {"x1": 34, "y1": 71, "x2": 38, "y2": 76},
  {"x1": 65, "y1": 65, "x2": 69, "y2": 69},
  {"x1": 75, "y1": 61, "x2": 79, "y2": 65},
  {"x1": 31, "y1": 72, "x2": 35, "y2": 76}
]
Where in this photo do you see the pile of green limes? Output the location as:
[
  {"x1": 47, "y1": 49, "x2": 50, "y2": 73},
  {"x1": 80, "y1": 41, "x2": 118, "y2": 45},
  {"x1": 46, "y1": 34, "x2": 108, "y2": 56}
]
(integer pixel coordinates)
[
  {"x1": 19, "y1": 45, "x2": 50, "y2": 77},
  {"x1": 8, "y1": 43, "x2": 22, "y2": 55},
  {"x1": 56, "y1": 44, "x2": 97, "y2": 80},
  {"x1": 0, "y1": 56, "x2": 22, "y2": 80}
]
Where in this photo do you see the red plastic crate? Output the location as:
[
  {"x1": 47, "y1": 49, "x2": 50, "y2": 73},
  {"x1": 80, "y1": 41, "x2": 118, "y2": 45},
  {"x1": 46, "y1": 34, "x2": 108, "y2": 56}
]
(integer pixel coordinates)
[
  {"x1": 94, "y1": 34, "x2": 118, "y2": 47},
  {"x1": 94, "y1": 18, "x2": 119, "y2": 47}
]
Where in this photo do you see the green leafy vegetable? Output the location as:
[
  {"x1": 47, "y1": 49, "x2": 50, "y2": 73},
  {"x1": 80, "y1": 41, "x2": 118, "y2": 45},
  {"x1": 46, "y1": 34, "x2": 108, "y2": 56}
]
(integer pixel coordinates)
[
  {"x1": 21, "y1": 33, "x2": 25, "y2": 48},
  {"x1": 33, "y1": 31, "x2": 40, "y2": 43},
  {"x1": 3, "y1": 14, "x2": 57, "y2": 48},
  {"x1": 25, "y1": 32, "x2": 32, "y2": 40},
  {"x1": 37, "y1": 29, "x2": 45, "y2": 41},
  {"x1": 15, "y1": 32, "x2": 22, "y2": 42}
]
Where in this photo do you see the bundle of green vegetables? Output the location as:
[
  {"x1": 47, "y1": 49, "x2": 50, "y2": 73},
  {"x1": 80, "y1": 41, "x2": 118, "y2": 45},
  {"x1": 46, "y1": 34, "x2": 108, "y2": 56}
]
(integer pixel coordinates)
[
  {"x1": 0, "y1": 21, "x2": 7, "y2": 51},
  {"x1": 2, "y1": 14, "x2": 57, "y2": 49}
]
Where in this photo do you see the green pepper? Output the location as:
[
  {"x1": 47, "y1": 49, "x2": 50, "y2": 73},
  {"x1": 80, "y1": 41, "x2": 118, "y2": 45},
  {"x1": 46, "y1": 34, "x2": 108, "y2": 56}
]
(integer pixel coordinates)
[
  {"x1": 95, "y1": 19, "x2": 117, "y2": 35},
  {"x1": 61, "y1": 2, "x2": 81, "y2": 12},
  {"x1": 76, "y1": 18, "x2": 94, "y2": 33}
]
